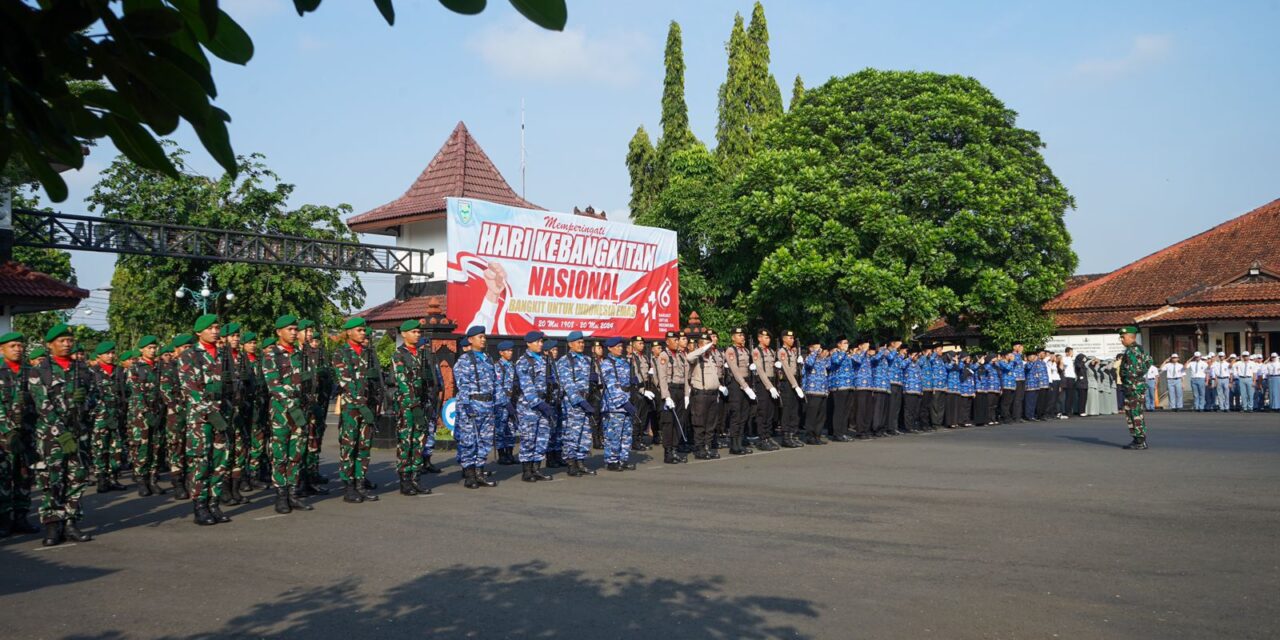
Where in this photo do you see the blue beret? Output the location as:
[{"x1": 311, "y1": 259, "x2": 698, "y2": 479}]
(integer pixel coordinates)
[
  {"x1": 566, "y1": 330, "x2": 584, "y2": 342},
  {"x1": 604, "y1": 337, "x2": 624, "y2": 348},
  {"x1": 524, "y1": 331, "x2": 544, "y2": 342},
  {"x1": 465, "y1": 325, "x2": 486, "y2": 338},
  {"x1": 497, "y1": 340, "x2": 514, "y2": 351},
  {"x1": 544, "y1": 339, "x2": 558, "y2": 349}
]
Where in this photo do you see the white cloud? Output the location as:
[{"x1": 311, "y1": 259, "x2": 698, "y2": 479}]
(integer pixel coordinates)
[
  {"x1": 1073, "y1": 34, "x2": 1173, "y2": 80},
  {"x1": 468, "y1": 19, "x2": 647, "y2": 87}
]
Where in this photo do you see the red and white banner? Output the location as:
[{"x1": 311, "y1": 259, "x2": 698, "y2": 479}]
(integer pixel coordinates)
[{"x1": 445, "y1": 198, "x2": 680, "y2": 338}]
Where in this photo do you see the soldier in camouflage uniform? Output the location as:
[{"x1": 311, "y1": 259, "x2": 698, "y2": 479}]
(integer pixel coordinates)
[
  {"x1": 296, "y1": 320, "x2": 330, "y2": 496},
  {"x1": 179, "y1": 314, "x2": 232, "y2": 525},
  {"x1": 28, "y1": 323, "x2": 94, "y2": 546},
  {"x1": 331, "y1": 317, "x2": 379, "y2": 502},
  {"x1": 219, "y1": 322, "x2": 250, "y2": 504},
  {"x1": 89, "y1": 341, "x2": 128, "y2": 493},
  {"x1": 1117, "y1": 326, "x2": 1154, "y2": 450},
  {"x1": 392, "y1": 319, "x2": 440, "y2": 495},
  {"x1": 128, "y1": 336, "x2": 167, "y2": 497},
  {"x1": 163, "y1": 334, "x2": 193, "y2": 499},
  {"x1": 493, "y1": 340, "x2": 518, "y2": 466},
  {"x1": 240, "y1": 331, "x2": 270, "y2": 485},
  {"x1": 311, "y1": 328, "x2": 334, "y2": 484},
  {"x1": 0, "y1": 331, "x2": 40, "y2": 538},
  {"x1": 263, "y1": 315, "x2": 313, "y2": 514}
]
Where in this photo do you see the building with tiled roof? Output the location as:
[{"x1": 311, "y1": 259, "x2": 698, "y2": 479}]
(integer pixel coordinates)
[{"x1": 0, "y1": 260, "x2": 90, "y2": 314}]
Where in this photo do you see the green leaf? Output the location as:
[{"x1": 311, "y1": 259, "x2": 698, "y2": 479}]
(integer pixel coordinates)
[
  {"x1": 13, "y1": 135, "x2": 69, "y2": 203},
  {"x1": 102, "y1": 114, "x2": 177, "y2": 177},
  {"x1": 172, "y1": 0, "x2": 255, "y2": 64},
  {"x1": 374, "y1": 0, "x2": 397, "y2": 24},
  {"x1": 508, "y1": 0, "x2": 566, "y2": 30},
  {"x1": 439, "y1": 0, "x2": 486, "y2": 16},
  {"x1": 119, "y1": 7, "x2": 185, "y2": 38},
  {"x1": 190, "y1": 107, "x2": 238, "y2": 177},
  {"x1": 50, "y1": 96, "x2": 107, "y2": 139},
  {"x1": 293, "y1": 0, "x2": 323, "y2": 16},
  {"x1": 79, "y1": 88, "x2": 142, "y2": 121},
  {"x1": 200, "y1": 0, "x2": 220, "y2": 37},
  {"x1": 149, "y1": 40, "x2": 218, "y2": 97},
  {"x1": 134, "y1": 55, "x2": 214, "y2": 122}
]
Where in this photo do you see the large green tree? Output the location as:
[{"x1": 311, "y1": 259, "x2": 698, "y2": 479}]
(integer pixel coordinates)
[
  {"x1": 88, "y1": 145, "x2": 364, "y2": 347},
  {"x1": 726, "y1": 69, "x2": 1076, "y2": 346},
  {"x1": 715, "y1": 3, "x2": 783, "y2": 174},
  {"x1": 625, "y1": 126, "x2": 658, "y2": 215},
  {"x1": 790, "y1": 74, "x2": 804, "y2": 111},
  {"x1": 1, "y1": 0, "x2": 568, "y2": 202},
  {"x1": 654, "y1": 21, "x2": 697, "y2": 181}
]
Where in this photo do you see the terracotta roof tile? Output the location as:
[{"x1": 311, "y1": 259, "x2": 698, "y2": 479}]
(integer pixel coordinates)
[
  {"x1": 1137, "y1": 302, "x2": 1280, "y2": 323},
  {"x1": 347, "y1": 122, "x2": 541, "y2": 232},
  {"x1": 1050, "y1": 309, "x2": 1146, "y2": 329},
  {"x1": 1045, "y1": 198, "x2": 1280, "y2": 311},
  {"x1": 0, "y1": 261, "x2": 89, "y2": 304},
  {"x1": 356, "y1": 295, "x2": 447, "y2": 328},
  {"x1": 1176, "y1": 279, "x2": 1280, "y2": 304}
]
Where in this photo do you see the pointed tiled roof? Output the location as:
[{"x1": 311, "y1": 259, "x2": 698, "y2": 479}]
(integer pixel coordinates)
[
  {"x1": 0, "y1": 261, "x2": 90, "y2": 313},
  {"x1": 347, "y1": 122, "x2": 541, "y2": 233}
]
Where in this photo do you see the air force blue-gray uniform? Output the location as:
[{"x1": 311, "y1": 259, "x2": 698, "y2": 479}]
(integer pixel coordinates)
[
  {"x1": 556, "y1": 351, "x2": 596, "y2": 462},
  {"x1": 601, "y1": 353, "x2": 636, "y2": 464},
  {"x1": 454, "y1": 348, "x2": 496, "y2": 470},
  {"x1": 515, "y1": 351, "x2": 553, "y2": 463}
]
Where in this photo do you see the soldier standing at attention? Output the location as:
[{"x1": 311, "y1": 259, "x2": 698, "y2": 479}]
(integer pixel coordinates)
[
  {"x1": 722, "y1": 328, "x2": 756, "y2": 455},
  {"x1": 218, "y1": 323, "x2": 249, "y2": 505},
  {"x1": 515, "y1": 331, "x2": 555, "y2": 482},
  {"x1": 493, "y1": 340, "x2": 518, "y2": 466},
  {"x1": 801, "y1": 341, "x2": 831, "y2": 445},
  {"x1": 655, "y1": 331, "x2": 691, "y2": 463},
  {"x1": 333, "y1": 317, "x2": 380, "y2": 502},
  {"x1": 543, "y1": 339, "x2": 565, "y2": 468},
  {"x1": 295, "y1": 320, "x2": 329, "y2": 496},
  {"x1": 601, "y1": 337, "x2": 638, "y2": 471},
  {"x1": 454, "y1": 326, "x2": 498, "y2": 488},
  {"x1": 242, "y1": 332, "x2": 272, "y2": 485},
  {"x1": 236, "y1": 331, "x2": 261, "y2": 493},
  {"x1": 1117, "y1": 326, "x2": 1154, "y2": 450},
  {"x1": 685, "y1": 331, "x2": 723, "y2": 460},
  {"x1": 557, "y1": 331, "x2": 598, "y2": 477},
  {"x1": 627, "y1": 336, "x2": 655, "y2": 451},
  {"x1": 391, "y1": 319, "x2": 433, "y2": 496},
  {"x1": 89, "y1": 341, "x2": 127, "y2": 493},
  {"x1": 263, "y1": 315, "x2": 313, "y2": 514},
  {"x1": 0, "y1": 331, "x2": 40, "y2": 538},
  {"x1": 127, "y1": 336, "x2": 166, "y2": 497},
  {"x1": 163, "y1": 334, "x2": 193, "y2": 499},
  {"x1": 179, "y1": 314, "x2": 232, "y2": 526},
  {"x1": 29, "y1": 323, "x2": 94, "y2": 546},
  {"x1": 776, "y1": 330, "x2": 805, "y2": 448},
  {"x1": 750, "y1": 330, "x2": 781, "y2": 451}
]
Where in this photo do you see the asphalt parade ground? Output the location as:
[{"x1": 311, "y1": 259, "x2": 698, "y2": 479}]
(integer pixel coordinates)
[{"x1": 2, "y1": 411, "x2": 1278, "y2": 639}]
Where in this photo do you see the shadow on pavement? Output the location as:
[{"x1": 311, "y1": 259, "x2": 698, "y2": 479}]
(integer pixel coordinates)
[
  {"x1": 64, "y1": 561, "x2": 820, "y2": 639},
  {"x1": 1056, "y1": 435, "x2": 1125, "y2": 448},
  {"x1": 0, "y1": 546, "x2": 118, "y2": 597}
]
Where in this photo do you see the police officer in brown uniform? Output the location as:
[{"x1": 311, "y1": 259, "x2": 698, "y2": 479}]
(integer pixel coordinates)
[
  {"x1": 685, "y1": 332, "x2": 725, "y2": 460},
  {"x1": 626, "y1": 337, "x2": 654, "y2": 451},
  {"x1": 723, "y1": 328, "x2": 756, "y2": 455},
  {"x1": 751, "y1": 330, "x2": 781, "y2": 451},
  {"x1": 654, "y1": 331, "x2": 690, "y2": 464},
  {"x1": 776, "y1": 330, "x2": 805, "y2": 448}
]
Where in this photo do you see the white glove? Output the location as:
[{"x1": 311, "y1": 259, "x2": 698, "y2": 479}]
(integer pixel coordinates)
[
  {"x1": 774, "y1": 360, "x2": 782, "y2": 369},
  {"x1": 642, "y1": 390, "x2": 655, "y2": 401},
  {"x1": 663, "y1": 397, "x2": 675, "y2": 410},
  {"x1": 718, "y1": 385, "x2": 728, "y2": 396},
  {"x1": 744, "y1": 388, "x2": 757, "y2": 401},
  {"x1": 749, "y1": 363, "x2": 757, "y2": 371},
  {"x1": 684, "y1": 396, "x2": 690, "y2": 409},
  {"x1": 795, "y1": 386, "x2": 804, "y2": 399},
  {"x1": 723, "y1": 362, "x2": 731, "y2": 369},
  {"x1": 647, "y1": 367, "x2": 655, "y2": 376},
  {"x1": 769, "y1": 387, "x2": 780, "y2": 400}
]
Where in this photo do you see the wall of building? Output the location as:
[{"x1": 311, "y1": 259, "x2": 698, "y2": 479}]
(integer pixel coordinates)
[{"x1": 396, "y1": 218, "x2": 447, "y2": 283}]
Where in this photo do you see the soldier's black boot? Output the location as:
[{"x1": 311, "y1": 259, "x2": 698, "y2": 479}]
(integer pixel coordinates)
[
  {"x1": 42, "y1": 522, "x2": 65, "y2": 546},
  {"x1": 107, "y1": 474, "x2": 127, "y2": 491},
  {"x1": 343, "y1": 481, "x2": 364, "y2": 503},
  {"x1": 475, "y1": 467, "x2": 497, "y2": 488},
  {"x1": 0, "y1": 513, "x2": 11, "y2": 538},
  {"x1": 313, "y1": 471, "x2": 331, "y2": 485},
  {"x1": 288, "y1": 485, "x2": 314, "y2": 511},
  {"x1": 578, "y1": 459, "x2": 597, "y2": 476},
  {"x1": 193, "y1": 502, "x2": 216, "y2": 526},
  {"x1": 399, "y1": 474, "x2": 418, "y2": 496},
  {"x1": 607, "y1": 462, "x2": 623, "y2": 472},
  {"x1": 757, "y1": 436, "x2": 780, "y2": 451},
  {"x1": 1123, "y1": 437, "x2": 1149, "y2": 450},
  {"x1": 309, "y1": 476, "x2": 330, "y2": 495},
  {"x1": 422, "y1": 456, "x2": 442, "y2": 474},
  {"x1": 65, "y1": 521, "x2": 93, "y2": 542},
  {"x1": 96, "y1": 475, "x2": 111, "y2": 494},
  {"x1": 566, "y1": 459, "x2": 582, "y2": 477},
  {"x1": 240, "y1": 474, "x2": 255, "y2": 492},
  {"x1": 547, "y1": 451, "x2": 566, "y2": 468},
  {"x1": 357, "y1": 478, "x2": 380, "y2": 501},
  {"x1": 231, "y1": 476, "x2": 248, "y2": 504},
  {"x1": 274, "y1": 487, "x2": 292, "y2": 514},
  {"x1": 257, "y1": 466, "x2": 271, "y2": 483},
  {"x1": 664, "y1": 449, "x2": 679, "y2": 464},
  {"x1": 11, "y1": 511, "x2": 39, "y2": 535},
  {"x1": 410, "y1": 473, "x2": 430, "y2": 495},
  {"x1": 138, "y1": 477, "x2": 153, "y2": 497},
  {"x1": 522, "y1": 462, "x2": 537, "y2": 482},
  {"x1": 362, "y1": 477, "x2": 379, "y2": 490},
  {"x1": 171, "y1": 477, "x2": 187, "y2": 500},
  {"x1": 463, "y1": 467, "x2": 480, "y2": 489},
  {"x1": 532, "y1": 462, "x2": 553, "y2": 481},
  {"x1": 220, "y1": 478, "x2": 239, "y2": 505},
  {"x1": 694, "y1": 447, "x2": 711, "y2": 460},
  {"x1": 208, "y1": 501, "x2": 232, "y2": 524}
]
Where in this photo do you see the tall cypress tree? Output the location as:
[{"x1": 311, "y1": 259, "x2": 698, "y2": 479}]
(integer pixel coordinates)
[
  {"x1": 715, "y1": 13, "x2": 750, "y2": 169},
  {"x1": 745, "y1": 2, "x2": 784, "y2": 118},
  {"x1": 716, "y1": 3, "x2": 783, "y2": 173},
  {"x1": 625, "y1": 126, "x2": 658, "y2": 214},
  {"x1": 790, "y1": 74, "x2": 805, "y2": 110},
  {"x1": 656, "y1": 21, "x2": 696, "y2": 164}
]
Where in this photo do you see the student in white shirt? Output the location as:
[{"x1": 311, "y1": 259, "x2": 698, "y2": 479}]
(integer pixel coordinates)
[
  {"x1": 1144, "y1": 364, "x2": 1160, "y2": 410},
  {"x1": 1160, "y1": 354, "x2": 1185, "y2": 411},
  {"x1": 1233, "y1": 352, "x2": 1256, "y2": 412},
  {"x1": 1185, "y1": 352, "x2": 1209, "y2": 411},
  {"x1": 1267, "y1": 354, "x2": 1280, "y2": 411},
  {"x1": 1210, "y1": 354, "x2": 1233, "y2": 412},
  {"x1": 1060, "y1": 348, "x2": 1077, "y2": 420}
]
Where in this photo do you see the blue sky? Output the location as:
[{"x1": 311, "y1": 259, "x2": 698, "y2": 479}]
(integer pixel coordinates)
[{"x1": 59, "y1": 0, "x2": 1280, "y2": 327}]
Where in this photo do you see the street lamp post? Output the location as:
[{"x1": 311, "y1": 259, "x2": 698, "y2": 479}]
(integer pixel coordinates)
[{"x1": 175, "y1": 273, "x2": 234, "y2": 314}]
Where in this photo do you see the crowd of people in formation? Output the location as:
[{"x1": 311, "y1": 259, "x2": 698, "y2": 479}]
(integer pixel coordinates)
[
  {"x1": 1144, "y1": 351, "x2": 1280, "y2": 413},
  {"x1": 3, "y1": 315, "x2": 1275, "y2": 547}
]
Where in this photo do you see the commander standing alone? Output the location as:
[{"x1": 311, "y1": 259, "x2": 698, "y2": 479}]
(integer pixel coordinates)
[{"x1": 1117, "y1": 326, "x2": 1154, "y2": 450}]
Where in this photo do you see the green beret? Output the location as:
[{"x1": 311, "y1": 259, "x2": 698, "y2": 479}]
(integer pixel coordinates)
[
  {"x1": 241, "y1": 330, "x2": 257, "y2": 342},
  {"x1": 171, "y1": 333, "x2": 194, "y2": 348},
  {"x1": 119, "y1": 350, "x2": 136, "y2": 361},
  {"x1": 223, "y1": 322, "x2": 241, "y2": 336},
  {"x1": 262, "y1": 337, "x2": 278, "y2": 348},
  {"x1": 341, "y1": 317, "x2": 367, "y2": 330},
  {"x1": 137, "y1": 335, "x2": 158, "y2": 349},
  {"x1": 400, "y1": 319, "x2": 421, "y2": 332},
  {"x1": 45, "y1": 323, "x2": 72, "y2": 342},
  {"x1": 1118, "y1": 325, "x2": 1139, "y2": 335},
  {"x1": 159, "y1": 346, "x2": 173, "y2": 355},
  {"x1": 28, "y1": 346, "x2": 47, "y2": 360},
  {"x1": 274, "y1": 314, "x2": 298, "y2": 330},
  {"x1": 72, "y1": 344, "x2": 83, "y2": 354},
  {"x1": 192, "y1": 314, "x2": 218, "y2": 333},
  {"x1": 298, "y1": 319, "x2": 315, "y2": 330},
  {"x1": 92, "y1": 341, "x2": 116, "y2": 357},
  {"x1": 0, "y1": 331, "x2": 22, "y2": 345}
]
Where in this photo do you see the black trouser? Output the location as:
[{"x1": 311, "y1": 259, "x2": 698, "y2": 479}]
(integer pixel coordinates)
[
  {"x1": 974, "y1": 393, "x2": 990, "y2": 424},
  {"x1": 855, "y1": 389, "x2": 876, "y2": 434},
  {"x1": 999, "y1": 389, "x2": 1015, "y2": 421},
  {"x1": 1074, "y1": 383, "x2": 1088, "y2": 415},
  {"x1": 659, "y1": 384, "x2": 689, "y2": 450},
  {"x1": 1061, "y1": 382, "x2": 1077, "y2": 417},
  {"x1": 778, "y1": 381, "x2": 801, "y2": 436},
  {"x1": 1040, "y1": 382, "x2": 1059, "y2": 418},
  {"x1": 1012, "y1": 381, "x2": 1026, "y2": 421},
  {"x1": 689, "y1": 390, "x2": 719, "y2": 450},
  {"x1": 829, "y1": 389, "x2": 854, "y2": 437},
  {"x1": 929, "y1": 390, "x2": 946, "y2": 427},
  {"x1": 726, "y1": 382, "x2": 750, "y2": 445},
  {"x1": 753, "y1": 380, "x2": 777, "y2": 438},
  {"x1": 903, "y1": 393, "x2": 922, "y2": 431},
  {"x1": 872, "y1": 391, "x2": 889, "y2": 432},
  {"x1": 887, "y1": 385, "x2": 903, "y2": 431},
  {"x1": 957, "y1": 395, "x2": 972, "y2": 425},
  {"x1": 804, "y1": 393, "x2": 827, "y2": 438},
  {"x1": 944, "y1": 393, "x2": 958, "y2": 426}
]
